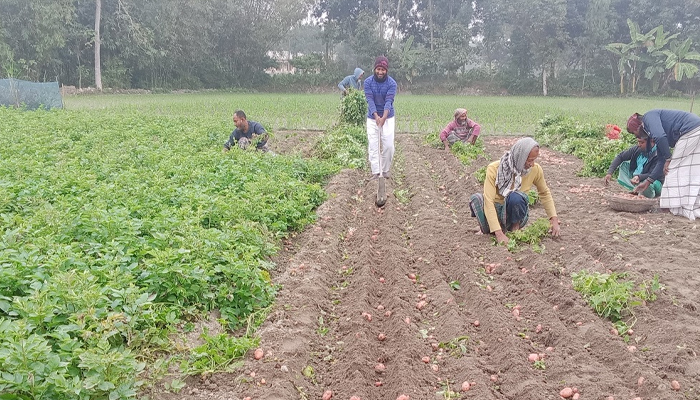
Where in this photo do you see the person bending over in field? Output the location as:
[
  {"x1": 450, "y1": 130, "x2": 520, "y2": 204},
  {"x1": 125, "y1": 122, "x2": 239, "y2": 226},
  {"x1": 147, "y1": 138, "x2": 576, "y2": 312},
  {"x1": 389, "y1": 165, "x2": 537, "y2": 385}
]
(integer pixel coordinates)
[
  {"x1": 626, "y1": 109, "x2": 700, "y2": 219},
  {"x1": 469, "y1": 137, "x2": 561, "y2": 245},
  {"x1": 604, "y1": 131, "x2": 662, "y2": 198},
  {"x1": 338, "y1": 67, "x2": 364, "y2": 98},
  {"x1": 223, "y1": 110, "x2": 270, "y2": 152},
  {"x1": 440, "y1": 108, "x2": 481, "y2": 150}
]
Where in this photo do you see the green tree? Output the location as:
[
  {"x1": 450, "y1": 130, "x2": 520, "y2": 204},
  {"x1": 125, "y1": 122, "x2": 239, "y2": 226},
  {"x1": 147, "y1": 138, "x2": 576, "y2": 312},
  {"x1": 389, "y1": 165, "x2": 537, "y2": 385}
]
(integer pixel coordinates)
[
  {"x1": 606, "y1": 19, "x2": 655, "y2": 93},
  {"x1": 0, "y1": 0, "x2": 74, "y2": 80},
  {"x1": 514, "y1": 0, "x2": 568, "y2": 96},
  {"x1": 662, "y1": 38, "x2": 700, "y2": 83},
  {"x1": 641, "y1": 25, "x2": 678, "y2": 92}
]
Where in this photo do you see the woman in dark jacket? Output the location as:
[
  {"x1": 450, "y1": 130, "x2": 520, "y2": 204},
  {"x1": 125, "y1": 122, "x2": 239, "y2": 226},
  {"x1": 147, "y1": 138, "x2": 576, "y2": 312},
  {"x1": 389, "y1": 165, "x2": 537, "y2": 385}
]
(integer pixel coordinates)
[{"x1": 604, "y1": 134, "x2": 662, "y2": 198}]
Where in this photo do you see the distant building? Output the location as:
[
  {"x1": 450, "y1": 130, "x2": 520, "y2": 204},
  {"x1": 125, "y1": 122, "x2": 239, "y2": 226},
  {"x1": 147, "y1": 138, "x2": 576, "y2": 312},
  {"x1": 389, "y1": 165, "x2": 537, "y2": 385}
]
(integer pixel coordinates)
[{"x1": 266, "y1": 51, "x2": 297, "y2": 75}]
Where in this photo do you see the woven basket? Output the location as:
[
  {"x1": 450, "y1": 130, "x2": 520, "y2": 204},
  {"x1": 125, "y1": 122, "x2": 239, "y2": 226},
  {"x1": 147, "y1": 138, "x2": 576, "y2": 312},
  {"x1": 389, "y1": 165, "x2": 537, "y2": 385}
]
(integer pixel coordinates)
[{"x1": 606, "y1": 193, "x2": 658, "y2": 213}]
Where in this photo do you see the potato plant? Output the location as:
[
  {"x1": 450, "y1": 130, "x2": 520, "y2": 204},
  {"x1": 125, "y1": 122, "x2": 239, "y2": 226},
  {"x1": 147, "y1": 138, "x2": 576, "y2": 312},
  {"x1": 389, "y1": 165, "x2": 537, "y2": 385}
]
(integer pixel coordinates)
[
  {"x1": 0, "y1": 107, "x2": 342, "y2": 399},
  {"x1": 339, "y1": 89, "x2": 367, "y2": 127},
  {"x1": 571, "y1": 271, "x2": 663, "y2": 334},
  {"x1": 534, "y1": 115, "x2": 634, "y2": 177},
  {"x1": 504, "y1": 218, "x2": 551, "y2": 252},
  {"x1": 424, "y1": 132, "x2": 487, "y2": 166}
]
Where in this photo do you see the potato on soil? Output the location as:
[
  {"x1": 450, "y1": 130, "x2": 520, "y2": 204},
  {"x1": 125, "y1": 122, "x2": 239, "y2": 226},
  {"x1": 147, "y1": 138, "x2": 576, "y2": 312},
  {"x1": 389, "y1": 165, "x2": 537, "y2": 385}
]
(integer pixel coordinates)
[
  {"x1": 322, "y1": 390, "x2": 333, "y2": 400},
  {"x1": 559, "y1": 387, "x2": 573, "y2": 398},
  {"x1": 253, "y1": 348, "x2": 264, "y2": 360}
]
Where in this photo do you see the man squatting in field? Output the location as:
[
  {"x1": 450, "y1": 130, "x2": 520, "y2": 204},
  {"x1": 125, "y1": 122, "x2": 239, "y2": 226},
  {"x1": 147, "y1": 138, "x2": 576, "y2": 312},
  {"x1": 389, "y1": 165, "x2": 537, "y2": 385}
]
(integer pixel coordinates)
[
  {"x1": 338, "y1": 67, "x2": 364, "y2": 97},
  {"x1": 440, "y1": 108, "x2": 481, "y2": 150},
  {"x1": 626, "y1": 109, "x2": 700, "y2": 219},
  {"x1": 364, "y1": 56, "x2": 397, "y2": 179},
  {"x1": 605, "y1": 131, "x2": 663, "y2": 198},
  {"x1": 223, "y1": 110, "x2": 270, "y2": 152},
  {"x1": 469, "y1": 137, "x2": 561, "y2": 245}
]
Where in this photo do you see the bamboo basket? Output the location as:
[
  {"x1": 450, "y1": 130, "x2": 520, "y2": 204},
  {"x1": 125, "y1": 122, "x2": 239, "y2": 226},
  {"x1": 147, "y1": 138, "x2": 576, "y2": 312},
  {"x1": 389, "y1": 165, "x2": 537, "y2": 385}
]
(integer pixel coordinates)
[{"x1": 606, "y1": 193, "x2": 658, "y2": 213}]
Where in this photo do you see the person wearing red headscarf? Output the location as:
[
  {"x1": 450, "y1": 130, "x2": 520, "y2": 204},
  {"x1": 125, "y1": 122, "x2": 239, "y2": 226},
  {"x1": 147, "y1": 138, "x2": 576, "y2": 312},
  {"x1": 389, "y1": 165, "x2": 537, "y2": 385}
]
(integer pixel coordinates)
[{"x1": 626, "y1": 109, "x2": 700, "y2": 219}]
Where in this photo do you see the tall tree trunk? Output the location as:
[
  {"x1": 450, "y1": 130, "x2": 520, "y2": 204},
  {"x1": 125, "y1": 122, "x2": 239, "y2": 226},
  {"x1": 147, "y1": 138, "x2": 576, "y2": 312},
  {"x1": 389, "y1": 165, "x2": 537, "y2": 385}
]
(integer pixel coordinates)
[
  {"x1": 390, "y1": 0, "x2": 402, "y2": 49},
  {"x1": 620, "y1": 72, "x2": 624, "y2": 94},
  {"x1": 378, "y1": 0, "x2": 383, "y2": 39},
  {"x1": 94, "y1": 0, "x2": 102, "y2": 91},
  {"x1": 542, "y1": 66, "x2": 548, "y2": 96},
  {"x1": 428, "y1": 0, "x2": 434, "y2": 52},
  {"x1": 581, "y1": 58, "x2": 587, "y2": 95}
]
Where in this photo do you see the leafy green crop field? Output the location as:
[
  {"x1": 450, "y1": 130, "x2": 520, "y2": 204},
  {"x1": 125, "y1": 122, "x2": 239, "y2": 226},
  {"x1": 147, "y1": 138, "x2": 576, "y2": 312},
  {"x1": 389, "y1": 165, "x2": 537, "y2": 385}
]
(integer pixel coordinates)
[
  {"x1": 2, "y1": 92, "x2": 695, "y2": 398},
  {"x1": 65, "y1": 92, "x2": 695, "y2": 134},
  {"x1": 0, "y1": 106, "x2": 346, "y2": 399}
]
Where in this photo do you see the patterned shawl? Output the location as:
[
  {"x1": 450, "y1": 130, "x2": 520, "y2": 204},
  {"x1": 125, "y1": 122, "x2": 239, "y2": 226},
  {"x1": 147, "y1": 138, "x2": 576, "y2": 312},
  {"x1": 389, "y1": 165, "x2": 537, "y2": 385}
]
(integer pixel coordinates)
[{"x1": 496, "y1": 137, "x2": 539, "y2": 197}]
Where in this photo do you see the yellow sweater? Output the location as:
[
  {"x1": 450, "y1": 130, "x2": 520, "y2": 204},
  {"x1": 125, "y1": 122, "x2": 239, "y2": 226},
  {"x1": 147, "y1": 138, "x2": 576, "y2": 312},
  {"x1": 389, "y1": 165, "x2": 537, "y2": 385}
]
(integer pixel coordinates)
[{"x1": 483, "y1": 161, "x2": 557, "y2": 233}]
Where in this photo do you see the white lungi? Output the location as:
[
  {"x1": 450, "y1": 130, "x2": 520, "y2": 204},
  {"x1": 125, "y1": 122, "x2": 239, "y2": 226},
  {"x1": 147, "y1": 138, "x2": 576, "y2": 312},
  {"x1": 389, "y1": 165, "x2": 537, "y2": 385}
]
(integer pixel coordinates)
[
  {"x1": 366, "y1": 116, "x2": 395, "y2": 175},
  {"x1": 660, "y1": 126, "x2": 700, "y2": 219}
]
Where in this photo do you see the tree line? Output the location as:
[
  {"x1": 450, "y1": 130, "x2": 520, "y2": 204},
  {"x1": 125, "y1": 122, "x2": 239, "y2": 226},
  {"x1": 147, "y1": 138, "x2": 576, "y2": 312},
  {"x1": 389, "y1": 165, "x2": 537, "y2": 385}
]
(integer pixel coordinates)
[{"x1": 1, "y1": 0, "x2": 699, "y2": 95}]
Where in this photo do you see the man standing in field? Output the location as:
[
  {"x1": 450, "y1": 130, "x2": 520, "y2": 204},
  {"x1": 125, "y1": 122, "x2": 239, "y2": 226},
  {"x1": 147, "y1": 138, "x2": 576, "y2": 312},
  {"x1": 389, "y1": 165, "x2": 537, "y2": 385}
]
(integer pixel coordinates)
[
  {"x1": 364, "y1": 56, "x2": 397, "y2": 179},
  {"x1": 626, "y1": 109, "x2": 700, "y2": 219},
  {"x1": 223, "y1": 110, "x2": 270, "y2": 152}
]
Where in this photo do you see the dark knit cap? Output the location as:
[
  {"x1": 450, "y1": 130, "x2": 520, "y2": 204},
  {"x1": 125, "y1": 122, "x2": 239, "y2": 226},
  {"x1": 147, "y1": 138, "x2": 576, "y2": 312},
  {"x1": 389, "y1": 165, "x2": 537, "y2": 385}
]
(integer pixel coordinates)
[{"x1": 374, "y1": 56, "x2": 389, "y2": 70}]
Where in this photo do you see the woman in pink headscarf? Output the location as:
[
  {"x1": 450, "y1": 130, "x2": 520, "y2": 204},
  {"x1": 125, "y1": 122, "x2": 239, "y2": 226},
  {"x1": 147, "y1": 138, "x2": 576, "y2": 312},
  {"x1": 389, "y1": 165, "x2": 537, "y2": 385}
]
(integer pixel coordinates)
[{"x1": 440, "y1": 108, "x2": 481, "y2": 150}]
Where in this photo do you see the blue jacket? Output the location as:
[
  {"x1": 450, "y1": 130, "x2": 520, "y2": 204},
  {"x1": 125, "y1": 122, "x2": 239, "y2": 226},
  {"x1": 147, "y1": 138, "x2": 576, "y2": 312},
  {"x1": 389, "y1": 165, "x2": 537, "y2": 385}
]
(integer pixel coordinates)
[
  {"x1": 642, "y1": 109, "x2": 700, "y2": 181},
  {"x1": 338, "y1": 68, "x2": 364, "y2": 91},
  {"x1": 364, "y1": 75, "x2": 397, "y2": 119}
]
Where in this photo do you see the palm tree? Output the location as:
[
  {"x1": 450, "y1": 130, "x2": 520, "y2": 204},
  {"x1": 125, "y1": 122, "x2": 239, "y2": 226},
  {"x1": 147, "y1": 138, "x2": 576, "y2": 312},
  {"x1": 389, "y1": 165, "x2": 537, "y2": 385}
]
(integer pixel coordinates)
[
  {"x1": 642, "y1": 25, "x2": 678, "y2": 93},
  {"x1": 605, "y1": 19, "x2": 655, "y2": 93},
  {"x1": 662, "y1": 38, "x2": 700, "y2": 83}
]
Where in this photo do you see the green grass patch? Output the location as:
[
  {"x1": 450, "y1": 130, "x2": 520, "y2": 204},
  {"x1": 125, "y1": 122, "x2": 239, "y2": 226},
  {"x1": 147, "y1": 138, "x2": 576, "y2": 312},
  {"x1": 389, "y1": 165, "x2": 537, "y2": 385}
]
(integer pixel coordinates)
[{"x1": 64, "y1": 93, "x2": 694, "y2": 135}]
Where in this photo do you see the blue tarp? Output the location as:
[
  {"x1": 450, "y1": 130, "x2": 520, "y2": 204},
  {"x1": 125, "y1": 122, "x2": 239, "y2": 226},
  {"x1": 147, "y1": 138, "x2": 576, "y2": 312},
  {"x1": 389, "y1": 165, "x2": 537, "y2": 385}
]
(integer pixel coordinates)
[{"x1": 0, "y1": 78, "x2": 63, "y2": 110}]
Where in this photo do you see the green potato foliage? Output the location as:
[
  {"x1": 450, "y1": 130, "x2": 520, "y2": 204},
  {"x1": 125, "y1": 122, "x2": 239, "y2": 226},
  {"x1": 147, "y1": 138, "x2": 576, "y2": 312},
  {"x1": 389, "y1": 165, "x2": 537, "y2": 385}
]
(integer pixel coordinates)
[
  {"x1": 339, "y1": 89, "x2": 368, "y2": 127},
  {"x1": 0, "y1": 106, "x2": 341, "y2": 399}
]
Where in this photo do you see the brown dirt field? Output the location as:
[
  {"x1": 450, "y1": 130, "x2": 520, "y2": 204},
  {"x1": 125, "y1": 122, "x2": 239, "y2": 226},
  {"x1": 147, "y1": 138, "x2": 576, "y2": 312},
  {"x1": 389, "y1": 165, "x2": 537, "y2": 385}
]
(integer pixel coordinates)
[{"x1": 153, "y1": 131, "x2": 700, "y2": 400}]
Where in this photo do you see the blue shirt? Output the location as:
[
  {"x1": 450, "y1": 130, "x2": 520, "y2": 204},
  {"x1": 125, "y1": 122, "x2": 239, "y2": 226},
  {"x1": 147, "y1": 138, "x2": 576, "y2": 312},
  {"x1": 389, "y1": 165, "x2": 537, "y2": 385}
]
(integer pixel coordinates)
[
  {"x1": 224, "y1": 120, "x2": 267, "y2": 150},
  {"x1": 642, "y1": 109, "x2": 700, "y2": 181},
  {"x1": 364, "y1": 75, "x2": 397, "y2": 119}
]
